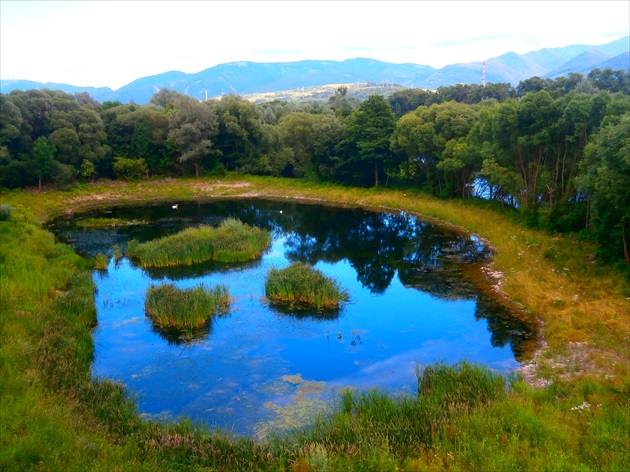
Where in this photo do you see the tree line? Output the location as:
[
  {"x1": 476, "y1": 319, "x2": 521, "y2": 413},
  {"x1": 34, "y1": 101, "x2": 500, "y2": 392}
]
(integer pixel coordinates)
[{"x1": 1, "y1": 69, "x2": 628, "y2": 268}]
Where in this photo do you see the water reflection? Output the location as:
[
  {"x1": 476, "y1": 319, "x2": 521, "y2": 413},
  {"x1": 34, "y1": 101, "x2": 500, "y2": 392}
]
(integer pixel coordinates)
[
  {"x1": 150, "y1": 319, "x2": 215, "y2": 347},
  {"x1": 266, "y1": 301, "x2": 344, "y2": 321},
  {"x1": 49, "y1": 199, "x2": 537, "y2": 436}
]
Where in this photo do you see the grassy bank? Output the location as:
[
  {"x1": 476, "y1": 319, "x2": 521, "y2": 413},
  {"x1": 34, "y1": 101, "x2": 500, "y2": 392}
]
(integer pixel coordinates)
[{"x1": 1, "y1": 175, "x2": 628, "y2": 471}]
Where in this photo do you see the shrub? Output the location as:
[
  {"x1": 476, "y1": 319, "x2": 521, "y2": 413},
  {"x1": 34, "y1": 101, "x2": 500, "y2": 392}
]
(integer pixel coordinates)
[
  {"x1": 0, "y1": 204, "x2": 12, "y2": 221},
  {"x1": 144, "y1": 283, "x2": 230, "y2": 329},
  {"x1": 264, "y1": 261, "x2": 349, "y2": 310},
  {"x1": 112, "y1": 156, "x2": 148, "y2": 181}
]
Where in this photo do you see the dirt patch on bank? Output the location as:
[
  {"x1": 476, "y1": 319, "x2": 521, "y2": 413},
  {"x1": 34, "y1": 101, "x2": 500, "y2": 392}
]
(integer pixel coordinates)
[{"x1": 518, "y1": 339, "x2": 627, "y2": 388}]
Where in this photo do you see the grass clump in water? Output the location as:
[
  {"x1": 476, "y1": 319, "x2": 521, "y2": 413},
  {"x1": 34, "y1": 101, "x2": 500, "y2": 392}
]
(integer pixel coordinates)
[
  {"x1": 265, "y1": 261, "x2": 349, "y2": 310},
  {"x1": 126, "y1": 218, "x2": 271, "y2": 268},
  {"x1": 93, "y1": 252, "x2": 109, "y2": 270},
  {"x1": 144, "y1": 283, "x2": 230, "y2": 329}
]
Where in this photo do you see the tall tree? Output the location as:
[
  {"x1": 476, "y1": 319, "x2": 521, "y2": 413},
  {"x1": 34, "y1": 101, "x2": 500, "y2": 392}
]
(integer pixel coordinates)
[
  {"x1": 346, "y1": 95, "x2": 398, "y2": 187},
  {"x1": 166, "y1": 95, "x2": 219, "y2": 177},
  {"x1": 208, "y1": 95, "x2": 264, "y2": 172},
  {"x1": 278, "y1": 112, "x2": 346, "y2": 179},
  {"x1": 31, "y1": 136, "x2": 56, "y2": 190},
  {"x1": 576, "y1": 111, "x2": 630, "y2": 266}
]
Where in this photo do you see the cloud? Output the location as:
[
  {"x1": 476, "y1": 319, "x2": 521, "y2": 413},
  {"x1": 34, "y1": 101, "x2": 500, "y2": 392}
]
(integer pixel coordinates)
[{"x1": 1, "y1": 1, "x2": 628, "y2": 88}]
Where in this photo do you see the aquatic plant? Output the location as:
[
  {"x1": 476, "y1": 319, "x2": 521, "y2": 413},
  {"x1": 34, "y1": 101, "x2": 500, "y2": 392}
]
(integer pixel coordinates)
[
  {"x1": 111, "y1": 244, "x2": 122, "y2": 261},
  {"x1": 93, "y1": 252, "x2": 109, "y2": 270},
  {"x1": 76, "y1": 217, "x2": 148, "y2": 229},
  {"x1": 265, "y1": 261, "x2": 349, "y2": 310},
  {"x1": 144, "y1": 283, "x2": 230, "y2": 329},
  {"x1": 126, "y1": 218, "x2": 271, "y2": 267}
]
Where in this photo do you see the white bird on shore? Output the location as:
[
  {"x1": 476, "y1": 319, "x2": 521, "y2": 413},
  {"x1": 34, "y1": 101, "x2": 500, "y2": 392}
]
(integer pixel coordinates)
[{"x1": 172, "y1": 204, "x2": 178, "y2": 210}]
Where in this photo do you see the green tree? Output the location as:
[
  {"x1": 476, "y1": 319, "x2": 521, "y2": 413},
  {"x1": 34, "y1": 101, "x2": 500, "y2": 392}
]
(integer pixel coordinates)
[
  {"x1": 112, "y1": 156, "x2": 149, "y2": 181},
  {"x1": 277, "y1": 112, "x2": 346, "y2": 179},
  {"x1": 32, "y1": 136, "x2": 56, "y2": 190},
  {"x1": 328, "y1": 86, "x2": 360, "y2": 117},
  {"x1": 79, "y1": 159, "x2": 97, "y2": 182},
  {"x1": 167, "y1": 96, "x2": 219, "y2": 177},
  {"x1": 391, "y1": 101, "x2": 478, "y2": 196},
  {"x1": 388, "y1": 88, "x2": 436, "y2": 118},
  {"x1": 346, "y1": 95, "x2": 398, "y2": 187},
  {"x1": 208, "y1": 95, "x2": 264, "y2": 172},
  {"x1": 588, "y1": 68, "x2": 630, "y2": 94},
  {"x1": 576, "y1": 112, "x2": 630, "y2": 266}
]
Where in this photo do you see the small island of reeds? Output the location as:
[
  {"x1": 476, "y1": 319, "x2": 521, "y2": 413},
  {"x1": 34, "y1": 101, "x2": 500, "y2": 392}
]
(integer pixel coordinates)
[
  {"x1": 265, "y1": 261, "x2": 349, "y2": 310},
  {"x1": 126, "y1": 218, "x2": 271, "y2": 267},
  {"x1": 144, "y1": 283, "x2": 230, "y2": 329}
]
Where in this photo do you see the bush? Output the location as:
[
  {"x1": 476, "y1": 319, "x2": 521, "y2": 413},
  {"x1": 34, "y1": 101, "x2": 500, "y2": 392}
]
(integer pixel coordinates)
[
  {"x1": 0, "y1": 204, "x2": 12, "y2": 221},
  {"x1": 112, "y1": 156, "x2": 148, "y2": 181},
  {"x1": 51, "y1": 161, "x2": 76, "y2": 188}
]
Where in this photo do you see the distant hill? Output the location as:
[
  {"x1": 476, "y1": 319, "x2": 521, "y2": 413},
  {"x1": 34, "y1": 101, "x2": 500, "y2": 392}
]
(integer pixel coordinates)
[
  {"x1": 1, "y1": 36, "x2": 628, "y2": 104},
  {"x1": 0, "y1": 79, "x2": 113, "y2": 98}
]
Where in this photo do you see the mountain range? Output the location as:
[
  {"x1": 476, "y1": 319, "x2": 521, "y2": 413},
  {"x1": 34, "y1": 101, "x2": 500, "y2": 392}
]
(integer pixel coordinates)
[{"x1": 2, "y1": 36, "x2": 628, "y2": 104}]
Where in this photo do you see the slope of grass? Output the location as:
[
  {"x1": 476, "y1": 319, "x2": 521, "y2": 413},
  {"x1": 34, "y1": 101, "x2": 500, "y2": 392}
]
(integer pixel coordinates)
[{"x1": 1, "y1": 176, "x2": 628, "y2": 471}]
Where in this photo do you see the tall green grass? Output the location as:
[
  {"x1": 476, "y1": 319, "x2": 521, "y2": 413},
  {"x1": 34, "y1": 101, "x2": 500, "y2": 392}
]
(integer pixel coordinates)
[
  {"x1": 127, "y1": 218, "x2": 271, "y2": 268},
  {"x1": 288, "y1": 362, "x2": 510, "y2": 469},
  {"x1": 93, "y1": 252, "x2": 109, "y2": 269},
  {"x1": 1, "y1": 177, "x2": 628, "y2": 471},
  {"x1": 145, "y1": 283, "x2": 230, "y2": 329},
  {"x1": 265, "y1": 261, "x2": 349, "y2": 310}
]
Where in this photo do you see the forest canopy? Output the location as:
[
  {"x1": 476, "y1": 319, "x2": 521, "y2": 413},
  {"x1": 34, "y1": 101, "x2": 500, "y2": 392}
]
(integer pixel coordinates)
[{"x1": 1, "y1": 68, "x2": 629, "y2": 268}]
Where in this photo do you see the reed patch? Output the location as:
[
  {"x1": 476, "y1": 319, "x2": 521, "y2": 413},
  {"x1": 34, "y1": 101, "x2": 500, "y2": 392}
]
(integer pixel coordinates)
[
  {"x1": 144, "y1": 283, "x2": 230, "y2": 329},
  {"x1": 126, "y1": 218, "x2": 271, "y2": 267},
  {"x1": 264, "y1": 262, "x2": 349, "y2": 310}
]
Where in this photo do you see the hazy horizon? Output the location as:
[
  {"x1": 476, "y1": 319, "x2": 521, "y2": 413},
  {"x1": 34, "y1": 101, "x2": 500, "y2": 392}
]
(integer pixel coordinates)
[{"x1": 1, "y1": 1, "x2": 628, "y2": 89}]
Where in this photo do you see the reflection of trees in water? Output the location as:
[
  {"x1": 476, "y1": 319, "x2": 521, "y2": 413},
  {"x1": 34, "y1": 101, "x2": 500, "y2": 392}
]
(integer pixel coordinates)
[
  {"x1": 266, "y1": 301, "x2": 343, "y2": 321},
  {"x1": 278, "y1": 206, "x2": 490, "y2": 294},
  {"x1": 473, "y1": 296, "x2": 537, "y2": 361},
  {"x1": 52, "y1": 198, "x2": 535, "y2": 358},
  {"x1": 398, "y1": 265, "x2": 478, "y2": 300},
  {"x1": 398, "y1": 265, "x2": 537, "y2": 360}
]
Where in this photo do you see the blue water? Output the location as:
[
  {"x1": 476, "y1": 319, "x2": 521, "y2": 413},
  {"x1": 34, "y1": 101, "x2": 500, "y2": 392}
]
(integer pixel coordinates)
[{"x1": 51, "y1": 199, "x2": 534, "y2": 438}]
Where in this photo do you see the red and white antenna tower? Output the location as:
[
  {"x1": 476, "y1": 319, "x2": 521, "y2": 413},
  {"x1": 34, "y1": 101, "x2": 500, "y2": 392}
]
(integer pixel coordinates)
[{"x1": 482, "y1": 62, "x2": 486, "y2": 87}]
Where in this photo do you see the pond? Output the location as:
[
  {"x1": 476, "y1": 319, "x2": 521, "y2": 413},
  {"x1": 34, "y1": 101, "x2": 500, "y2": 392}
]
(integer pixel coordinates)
[{"x1": 49, "y1": 198, "x2": 536, "y2": 438}]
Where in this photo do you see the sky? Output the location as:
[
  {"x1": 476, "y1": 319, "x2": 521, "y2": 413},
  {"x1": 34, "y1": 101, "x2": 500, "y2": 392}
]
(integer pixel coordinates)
[{"x1": 1, "y1": 1, "x2": 628, "y2": 90}]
